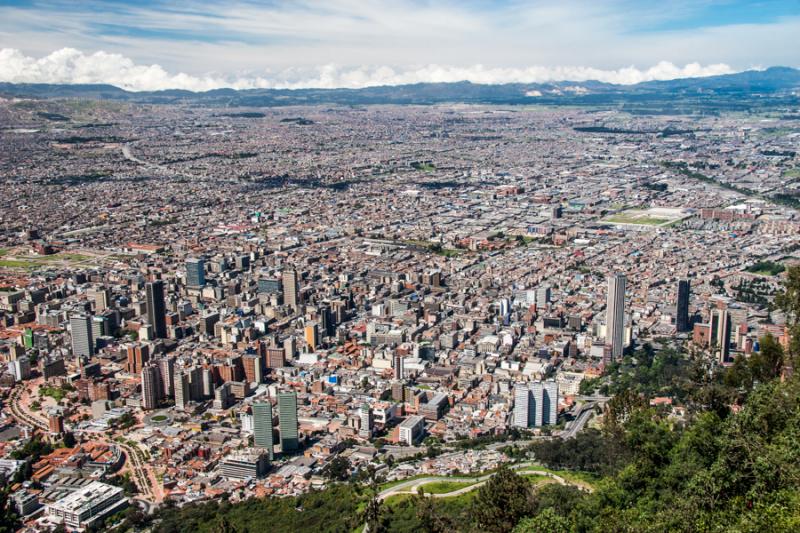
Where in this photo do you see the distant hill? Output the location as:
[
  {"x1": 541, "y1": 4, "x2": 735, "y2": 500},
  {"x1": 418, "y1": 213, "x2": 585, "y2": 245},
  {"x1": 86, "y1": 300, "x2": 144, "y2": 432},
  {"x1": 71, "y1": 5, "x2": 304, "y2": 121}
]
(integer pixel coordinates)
[{"x1": 1, "y1": 66, "x2": 798, "y2": 112}]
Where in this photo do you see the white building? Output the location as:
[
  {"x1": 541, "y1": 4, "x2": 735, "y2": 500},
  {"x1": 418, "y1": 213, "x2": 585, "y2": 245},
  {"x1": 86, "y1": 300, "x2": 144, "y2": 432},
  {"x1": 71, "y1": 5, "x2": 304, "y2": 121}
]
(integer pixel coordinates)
[
  {"x1": 47, "y1": 481, "x2": 127, "y2": 530},
  {"x1": 398, "y1": 415, "x2": 425, "y2": 445}
]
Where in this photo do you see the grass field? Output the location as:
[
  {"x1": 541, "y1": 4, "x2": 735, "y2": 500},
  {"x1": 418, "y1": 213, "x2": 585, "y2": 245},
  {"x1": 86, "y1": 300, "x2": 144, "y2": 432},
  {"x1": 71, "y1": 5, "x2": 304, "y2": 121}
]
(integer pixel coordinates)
[
  {"x1": 419, "y1": 480, "x2": 476, "y2": 494},
  {"x1": 0, "y1": 251, "x2": 92, "y2": 270},
  {"x1": 604, "y1": 213, "x2": 671, "y2": 226}
]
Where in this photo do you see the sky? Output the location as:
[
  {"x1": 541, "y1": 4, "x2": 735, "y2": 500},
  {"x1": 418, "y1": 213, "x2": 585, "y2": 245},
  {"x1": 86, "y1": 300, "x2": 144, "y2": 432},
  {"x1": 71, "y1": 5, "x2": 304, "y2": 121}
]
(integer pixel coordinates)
[{"x1": 0, "y1": 0, "x2": 798, "y2": 91}]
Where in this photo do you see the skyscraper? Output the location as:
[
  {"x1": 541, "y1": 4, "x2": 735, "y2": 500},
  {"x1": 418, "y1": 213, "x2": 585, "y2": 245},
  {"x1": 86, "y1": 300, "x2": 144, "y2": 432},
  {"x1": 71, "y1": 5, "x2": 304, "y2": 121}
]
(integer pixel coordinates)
[
  {"x1": 158, "y1": 357, "x2": 175, "y2": 398},
  {"x1": 282, "y1": 269, "x2": 299, "y2": 312},
  {"x1": 605, "y1": 273, "x2": 626, "y2": 360},
  {"x1": 186, "y1": 258, "x2": 206, "y2": 288},
  {"x1": 146, "y1": 280, "x2": 167, "y2": 339},
  {"x1": 174, "y1": 371, "x2": 190, "y2": 410},
  {"x1": 252, "y1": 402, "x2": 274, "y2": 460},
  {"x1": 714, "y1": 309, "x2": 732, "y2": 363},
  {"x1": 513, "y1": 380, "x2": 559, "y2": 428},
  {"x1": 126, "y1": 343, "x2": 150, "y2": 375},
  {"x1": 278, "y1": 392, "x2": 299, "y2": 452},
  {"x1": 141, "y1": 364, "x2": 162, "y2": 410},
  {"x1": 359, "y1": 403, "x2": 373, "y2": 438},
  {"x1": 676, "y1": 279, "x2": 691, "y2": 332},
  {"x1": 304, "y1": 322, "x2": 319, "y2": 351},
  {"x1": 70, "y1": 314, "x2": 94, "y2": 358}
]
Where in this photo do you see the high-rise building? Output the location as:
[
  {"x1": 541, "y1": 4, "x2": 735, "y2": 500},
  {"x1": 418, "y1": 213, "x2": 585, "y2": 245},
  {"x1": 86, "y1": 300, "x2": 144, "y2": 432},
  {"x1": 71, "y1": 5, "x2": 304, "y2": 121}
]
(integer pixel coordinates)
[
  {"x1": 70, "y1": 314, "x2": 94, "y2": 358},
  {"x1": 713, "y1": 309, "x2": 732, "y2": 363},
  {"x1": 145, "y1": 281, "x2": 167, "y2": 339},
  {"x1": 48, "y1": 410, "x2": 64, "y2": 435},
  {"x1": 304, "y1": 322, "x2": 319, "y2": 351},
  {"x1": 158, "y1": 357, "x2": 175, "y2": 398},
  {"x1": 243, "y1": 354, "x2": 263, "y2": 384},
  {"x1": 126, "y1": 343, "x2": 150, "y2": 375},
  {"x1": 141, "y1": 364, "x2": 162, "y2": 410},
  {"x1": 282, "y1": 269, "x2": 299, "y2": 312},
  {"x1": 93, "y1": 287, "x2": 112, "y2": 312},
  {"x1": 513, "y1": 380, "x2": 559, "y2": 428},
  {"x1": 676, "y1": 279, "x2": 691, "y2": 332},
  {"x1": 605, "y1": 273, "x2": 626, "y2": 360},
  {"x1": 278, "y1": 392, "x2": 299, "y2": 452},
  {"x1": 252, "y1": 402, "x2": 274, "y2": 460},
  {"x1": 186, "y1": 258, "x2": 206, "y2": 288},
  {"x1": 536, "y1": 286, "x2": 551, "y2": 309},
  {"x1": 174, "y1": 371, "x2": 190, "y2": 410},
  {"x1": 359, "y1": 403, "x2": 373, "y2": 438},
  {"x1": 393, "y1": 353, "x2": 405, "y2": 381}
]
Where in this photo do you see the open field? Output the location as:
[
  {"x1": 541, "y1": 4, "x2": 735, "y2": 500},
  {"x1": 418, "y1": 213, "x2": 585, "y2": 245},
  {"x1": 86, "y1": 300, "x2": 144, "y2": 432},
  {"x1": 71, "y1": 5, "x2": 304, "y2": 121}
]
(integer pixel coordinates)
[{"x1": 601, "y1": 206, "x2": 691, "y2": 228}]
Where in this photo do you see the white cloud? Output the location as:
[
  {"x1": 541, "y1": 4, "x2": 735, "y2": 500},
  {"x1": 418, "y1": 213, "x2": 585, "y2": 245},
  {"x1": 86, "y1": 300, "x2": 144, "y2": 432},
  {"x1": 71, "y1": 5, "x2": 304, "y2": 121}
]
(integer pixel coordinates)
[{"x1": 0, "y1": 48, "x2": 736, "y2": 91}]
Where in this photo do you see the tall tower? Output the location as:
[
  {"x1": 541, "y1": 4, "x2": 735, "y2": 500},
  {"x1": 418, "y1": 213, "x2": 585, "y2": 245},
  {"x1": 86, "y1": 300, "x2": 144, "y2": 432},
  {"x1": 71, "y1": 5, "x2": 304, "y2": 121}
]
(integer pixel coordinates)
[
  {"x1": 605, "y1": 273, "x2": 626, "y2": 360},
  {"x1": 70, "y1": 314, "x2": 94, "y2": 358},
  {"x1": 141, "y1": 364, "x2": 162, "y2": 410},
  {"x1": 174, "y1": 371, "x2": 190, "y2": 410},
  {"x1": 126, "y1": 343, "x2": 150, "y2": 375},
  {"x1": 282, "y1": 269, "x2": 299, "y2": 312},
  {"x1": 278, "y1": 392, "x2": 299, "y2": 452},
  {"x1": 146, "y1": 280, "x2": 167, "y2": 339},
  {"x1": 513, "y1": 384, "x2": 531, "y2": 428},
  {"x1": 186, "y1": 258, "x2": 206, "y2": 288},
  {"x1": 542, "y1": 380, "x2": 559, "y2": 426},
  {"x1": 253, "y1": 402, "x2": 274, "y2": 460},
  {"x1": 304, "y1": 322, "x2": 319, "y2": 352},
  {"x1": 715, "y1": 309, "x2": 732, "y2": 363},
  {"x1": 676, "y1": 279, "x2": 690, "y2": 332},
  {"x1": 158, "y1": 357, "x2": 175, "y2": 398}
]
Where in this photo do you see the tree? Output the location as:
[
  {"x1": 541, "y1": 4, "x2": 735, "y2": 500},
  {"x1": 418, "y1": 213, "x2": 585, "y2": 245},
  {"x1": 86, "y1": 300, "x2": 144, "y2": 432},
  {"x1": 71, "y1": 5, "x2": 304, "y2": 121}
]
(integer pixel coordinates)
[
  {"x1": 413, "y1": 488, "x2": 456, "y2": 533},
  {"x1": 321, "y1": 455, "x2": 351, "y2": 482},
  {"x1": 470, "y1": 466, "x2": 533, "y2": 533},
  {"x1": 62, "y1": 432, "x2": 76, "y2": 448},
  {"x1": 513, "y1": 509, "x2": 570, "y2": 533},
  {"x1": 749, "y1": 334, "x2": 784, "y2": 383},
  {"x1": 775, "y1": 265, "x2": 800, "y2": 361}
]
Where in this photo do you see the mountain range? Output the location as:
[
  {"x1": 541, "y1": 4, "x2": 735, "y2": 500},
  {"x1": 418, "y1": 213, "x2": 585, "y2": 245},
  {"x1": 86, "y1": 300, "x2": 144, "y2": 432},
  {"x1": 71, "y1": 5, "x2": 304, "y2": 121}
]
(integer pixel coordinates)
[{"x1": 1, "y1": 66, "x2": 799, "y2": 112}]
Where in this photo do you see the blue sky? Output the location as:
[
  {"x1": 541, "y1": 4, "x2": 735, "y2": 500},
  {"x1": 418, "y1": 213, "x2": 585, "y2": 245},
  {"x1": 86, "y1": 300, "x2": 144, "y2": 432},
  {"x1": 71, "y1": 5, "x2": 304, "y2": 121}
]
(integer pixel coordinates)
[{"x1": 0, "y1": 0, "x2": 798, "y2": 89}]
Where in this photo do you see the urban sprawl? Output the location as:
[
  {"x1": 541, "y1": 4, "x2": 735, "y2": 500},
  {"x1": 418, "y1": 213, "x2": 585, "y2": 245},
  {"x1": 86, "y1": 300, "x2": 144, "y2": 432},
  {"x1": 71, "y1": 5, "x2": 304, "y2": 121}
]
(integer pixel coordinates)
[{"x1": 1, "y1": 99, "x2": 799, "y2": 530}]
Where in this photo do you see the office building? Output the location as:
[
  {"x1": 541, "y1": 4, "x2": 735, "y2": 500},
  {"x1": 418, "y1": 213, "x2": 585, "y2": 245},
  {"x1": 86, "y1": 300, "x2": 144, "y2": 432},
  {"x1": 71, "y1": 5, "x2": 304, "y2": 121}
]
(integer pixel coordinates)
[
  {"x1": 145, "y1": 280, "x2": 167, "y2": 339},
  {"x1": 676, "y1": 279, "x2": 691, "y2": 332},
  {"x1": 158, "y1": 357, "x2": 175, "y2": 398},
  {"x1": 141, "y1": 364, "x2": 162, "y2": 410},
  {"x1": 126, "y1": 343, "x2": 150, "y2": 375},
  {"x1": 48, "y1": 410, "x2": 64, "y2": 434},
  {"x1": 8, "y1": 357, "x2": 31, "y2": 382},
  {"x1": 70, "y1": 314, "x2": 94, "y2": 358},
  {"x1": 252, "y1": 402, "x2": 275, "y2": 460},
  {"x1": 398, "y1": 415, "x2": 425, "y2": 445},
  {"x1": 304, "y1": 322, "x2": 319, "y2": 351},
  {"x1": 359, "y1": 403, "x2": 373, "y2": 438},
  {"x1": 278, "y1": 392, "x2": 299, "y2": 452},
  {"x1": 605, "y1": 273, "x2": 626, "y2": 360},
  {"x1": 713, "y1": 309, "x2": 732, "y2": 363},
  {"x1": 46, "y1": 482, "x2": 127, "y2": 530},
  {"x1": 186, "y1": 257, "x2": 206, "y2": 288},
  {"x1": 282, "y1": 269, "x2": 299, "y2": 312},
  {"x1": 174, "y1": 371, "x2": 190, "y2": 410},
  {"x1": 393, "y1": 353, "x2": 405, "y2": 381},
  {"x1": 219, "y1": 451, "x2": 269, "y2": 480}
]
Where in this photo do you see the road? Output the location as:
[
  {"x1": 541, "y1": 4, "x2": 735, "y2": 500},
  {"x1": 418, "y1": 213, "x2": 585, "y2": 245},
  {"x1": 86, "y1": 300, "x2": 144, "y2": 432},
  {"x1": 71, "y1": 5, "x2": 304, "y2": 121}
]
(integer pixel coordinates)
[
  {"x1": 561, "y1": 403, "x2": 596, "y2": 439},
  {"x1": 9, "y1": 384, "x2": 48, "y2": 431},
  {"x1": 378, "y1": 461, "x2": 593, "y2": 501}
]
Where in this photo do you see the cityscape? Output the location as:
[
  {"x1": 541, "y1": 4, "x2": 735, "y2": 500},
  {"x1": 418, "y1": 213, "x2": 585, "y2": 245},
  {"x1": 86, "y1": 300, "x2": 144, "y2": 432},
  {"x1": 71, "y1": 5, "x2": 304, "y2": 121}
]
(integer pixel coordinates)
[{"x1": 1, "y1": 1, "x2": 800, "y2": 532}]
